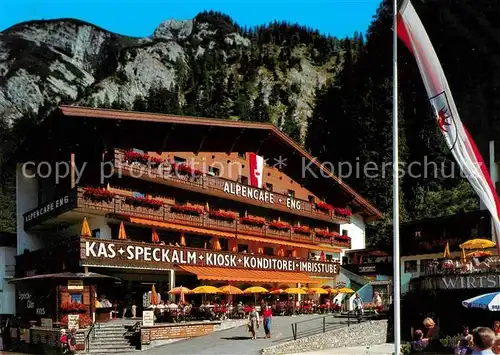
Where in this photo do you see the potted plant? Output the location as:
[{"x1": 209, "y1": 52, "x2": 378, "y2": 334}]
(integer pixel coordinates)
[{"x1": 316, "y1": 201, "x2": 334, "y2": 213}]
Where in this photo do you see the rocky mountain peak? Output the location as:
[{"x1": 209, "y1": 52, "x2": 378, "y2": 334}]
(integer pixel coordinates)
[{"x1": 153, "y1": 19, "x2": 194, "y2": 41}]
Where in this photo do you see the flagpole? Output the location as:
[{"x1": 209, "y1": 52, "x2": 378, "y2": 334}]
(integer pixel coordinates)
[{"x1": 392, "y1": 0, "x2": 401, "y2": 353}]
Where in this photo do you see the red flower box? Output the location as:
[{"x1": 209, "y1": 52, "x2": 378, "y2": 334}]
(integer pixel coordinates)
[
  {"x1": 61, "y1": 301, "x2": 86, "y2": 312},
  {"x1": 335, "y1": 234, "x2": 351, "y2": 242},
  {"x1": 60, "y1": 314, "x2": 93, "y2": 329},
  {"x1": 125, "y1": 150, "x2": 163, "y2": 165},
  {"x1": 171, "y1": 205, "x2": 204, "y2": 215},
  {"x1": 240, "y1": 216, "x2": 266, "y2": 226},
  {"x1": 293, "y1": 225, "x2": 311, "y2": 235},
  {"x1": 83, "y1": 187, "x2": 114, "y2": 202},
  {"x1": 209, "y1": 210, "x2": 238, "y2": 221},
  {"x1": 316, "y1": 201, "x2": 334, "y2": 212},
  {"x1": 171, "y1": 162, "x2": 204, "y2": 176},
  {"x1": 269, "y1": 221, "x2": 291, "y2": 230},
  {"x1": 335, "y1": 207, "x2": 352, "y2": 217},
  {"x1": 314, "y1": 229, "x2": 336, "y2": 238},
  {"x1": 125, "y1": 196, "x2": 163, "y2": 210}
]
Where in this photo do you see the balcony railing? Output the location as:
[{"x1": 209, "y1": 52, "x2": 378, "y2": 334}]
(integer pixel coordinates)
[
  {"x1": 112, "y1": 149, "x2": 351, "y2": 224},
  {"x1": 76, "y1": 187, "x2": 351, "y2": 249}
]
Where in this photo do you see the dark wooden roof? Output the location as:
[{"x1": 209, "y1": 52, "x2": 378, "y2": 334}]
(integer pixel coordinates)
[{"x1": 19, "y1": 105, "x2": 383, "y2": 220}]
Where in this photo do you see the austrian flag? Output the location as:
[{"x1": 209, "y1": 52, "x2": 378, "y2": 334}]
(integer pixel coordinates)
[
  {"x1": 397, "y1": 0, "x2": 500, "y2": 248},
  {"x1": 248, "y1": 153, "x2": 264, "y2": 188}
]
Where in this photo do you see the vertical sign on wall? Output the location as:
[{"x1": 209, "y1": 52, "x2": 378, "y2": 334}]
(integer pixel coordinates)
[{"x1": 68, "y1": 314, "x2": 80, "y2": 330}]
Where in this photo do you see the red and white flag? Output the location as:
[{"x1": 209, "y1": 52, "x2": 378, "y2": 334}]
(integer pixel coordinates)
[
  {"x1": 248, "y1": 153, "x2": 264, "y2": 188},
  {"x1": 398, "y1": 0, "x2": 500, "y2": 247}
]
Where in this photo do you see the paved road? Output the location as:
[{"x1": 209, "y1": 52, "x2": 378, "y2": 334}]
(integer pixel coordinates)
[{"x1": 137, "y1": 314, "x2": 350, "y2": 355}]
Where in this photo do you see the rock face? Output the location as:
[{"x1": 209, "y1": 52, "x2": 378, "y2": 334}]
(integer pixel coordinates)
[{"x1": 0, "y1": 12, "x2": 344, "y2": 143}]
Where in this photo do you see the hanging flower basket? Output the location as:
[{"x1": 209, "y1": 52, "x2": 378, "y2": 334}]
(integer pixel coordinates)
[
  {"x1": 240, "y1": 216, "x2": 266, "y2": 226},
  {"x1": 124, "y1": 150, "x2": 163, "y2": 166},
  {"x1": 209, "y1": 210, "x2": 238, "y2": 221},
  {"x1": 125, "y1": 196, "x2": 163, "y2": 210},
  {"x1": 83, "y1": 187, "x2": 114, "y2": 202},
  {"x1": 316, "y1": 201, "x2": 334, "y2": 212},
  {"x1": 293, "y1": 225, "x2": 311, "y2": 235},
  {"x1": 171, "y1": 205, "x2": 204, "y2": 215},
  {"x1": 335, "y1": 207, "x2": 352, "y2": 217},
  {"x1": 171, "y1": 162, "x2": 204, "y2": 176},
  {"x1": 269, "y1": 221, "x2": 291, "y2": 230}
]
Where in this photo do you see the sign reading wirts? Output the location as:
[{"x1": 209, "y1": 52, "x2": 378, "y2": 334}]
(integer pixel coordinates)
[{"x1": 81, "y1": 239, "x2": 339, "y2": 276}]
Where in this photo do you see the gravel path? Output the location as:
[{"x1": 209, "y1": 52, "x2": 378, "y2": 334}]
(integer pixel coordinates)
[{"x1": 262, "y1": 320, "x2": 388, "y2": 355}]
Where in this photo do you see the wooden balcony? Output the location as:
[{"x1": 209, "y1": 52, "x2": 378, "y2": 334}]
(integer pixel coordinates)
[
  {"x1": 112, "y1": 149, "x2": 351, "y2": 225},
  {"x1": 75, "y1": 187, "x2": 351, "y2": 250}
]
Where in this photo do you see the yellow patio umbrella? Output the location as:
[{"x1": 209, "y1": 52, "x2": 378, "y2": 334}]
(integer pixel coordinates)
[
  {"x1": 466, "y1": 250, "x2": 493, "y2": 258},
  {"x1": 168, "y1": 286, "x2": 191, "y2": 295},
  {"x1": 81, "y1": 217, "x2": 92, "y2": 237},
  {"x1": 460, "y1": 239, "x2": 496, "y2": 249},
  {"x1": 285, "y1": 287, "x2": 306, "y2": 295},
  {"x1": 338, "y1": 287, "x2": 355, "y2": 294},
  {"x1": 301, "y1": 286, "x2": 309, "y2": 291},
  {"x1": 243, "y1": 286, "x2": 268, "y2": 294},
  {"x1": 180, "y1": 232, "x2": 186, "y2": 247},
  {"x1": 308, "y1": 287, "x2": 328, "y2": 295},
  {"x1": 443, "y1": 241, "x2": 451, "y2": 259},
  {"x1": 327, "y1": 288, "x2": 339, "y2": 295},
  {"x1": 118, "y1": 221, "x2": 127, "y2": 240},
  {"x1": 243, "y1": 286, "x2": 268, "y2": 305},
  {"x1": 191, "y1": 285, "x2": 220, "y2": 294},
  {"x1": 219, "y1": 285, "x2": 243, "y2": 295}
]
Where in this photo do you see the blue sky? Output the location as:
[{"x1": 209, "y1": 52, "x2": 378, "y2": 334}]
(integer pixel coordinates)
[{"x1": 1, "y1": 0, "x2": 381, "y2": 38}]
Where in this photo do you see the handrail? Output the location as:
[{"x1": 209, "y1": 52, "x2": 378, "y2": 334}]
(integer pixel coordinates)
[
  {"x1": 290, "y1": 314, "x2": 336, "y2": 341},
  {"x1": 84, "y1": 321, "x2": 97, "y2": 351},
  {"x1": 124, "y1": 321, "x2": 141, "y2": 336}
]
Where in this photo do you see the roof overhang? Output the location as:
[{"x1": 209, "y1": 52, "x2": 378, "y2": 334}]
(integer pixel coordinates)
[{"x1": 17, "y1": 105, "x2": 383, "y2": 220}]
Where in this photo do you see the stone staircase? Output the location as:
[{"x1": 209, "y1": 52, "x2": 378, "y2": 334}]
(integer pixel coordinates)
[{"x1": 87, "y1": 320, "x2": 141, "y2": 354}]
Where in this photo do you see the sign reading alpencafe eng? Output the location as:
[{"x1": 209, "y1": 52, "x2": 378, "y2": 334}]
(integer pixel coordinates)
[{"x1": 81, "y1": 239, "x2": 339, "y2": 276}]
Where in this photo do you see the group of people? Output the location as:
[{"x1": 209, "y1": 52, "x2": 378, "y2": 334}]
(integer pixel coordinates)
[
  {"x1": 409, "y1": 317, "x2": 500, "y2": 354},
  {"x1": 59, "y1": 328, "x2": 77, "y2": 354},
  {"x1": 247, "y1": 304, "x2": 273, "y2": 340}
]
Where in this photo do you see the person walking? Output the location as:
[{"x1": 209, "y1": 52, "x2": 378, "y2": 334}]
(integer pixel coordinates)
[
  {"x1": 248, "y1": 305, "x2": 260, "y2": 340},
  {"x1": 262, "y1": 305, "x2": 272, "y2": 338},
  {"x1": 353, "y1": 293, "x2": 364, "y2": 323}
]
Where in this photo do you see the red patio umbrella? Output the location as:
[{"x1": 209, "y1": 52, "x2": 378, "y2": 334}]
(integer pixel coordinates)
[{"x1": 320, "y1": 251, "x2": 326, "y2": 261}]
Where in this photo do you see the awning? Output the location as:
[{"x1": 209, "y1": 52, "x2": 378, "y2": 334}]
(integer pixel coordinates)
[
  {"x1": 237, "y1": 234, "x2": 341, "y2": 253},
  {"x1": 179, "y1": 265, "x2": 317, "y2": 284},
  {"x1": 129, "y1": 217, "x2": 236, "y2": 239}
]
